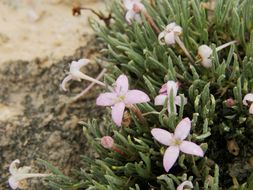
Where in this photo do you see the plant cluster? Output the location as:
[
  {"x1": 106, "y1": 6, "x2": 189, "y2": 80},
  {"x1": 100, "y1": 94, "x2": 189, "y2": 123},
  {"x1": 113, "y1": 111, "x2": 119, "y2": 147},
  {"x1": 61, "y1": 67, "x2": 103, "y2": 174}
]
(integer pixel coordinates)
[{"x1": 36, "y1": 0, "x2": 253, "y2": 189}]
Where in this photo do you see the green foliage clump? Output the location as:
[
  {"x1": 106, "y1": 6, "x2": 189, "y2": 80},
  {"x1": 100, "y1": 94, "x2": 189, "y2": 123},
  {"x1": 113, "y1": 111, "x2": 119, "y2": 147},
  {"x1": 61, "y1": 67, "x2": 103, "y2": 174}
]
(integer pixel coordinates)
[{"x1": 42, "y1": 0, "x2": 253, "y2": 189}]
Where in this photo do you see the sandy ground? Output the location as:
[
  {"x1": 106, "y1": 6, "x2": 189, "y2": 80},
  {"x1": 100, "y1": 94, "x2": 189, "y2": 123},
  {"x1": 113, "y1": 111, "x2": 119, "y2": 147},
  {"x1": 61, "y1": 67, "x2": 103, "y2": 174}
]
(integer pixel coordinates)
[{"x1": 0, "y1": 0, "x2": 106, "y2": 189}]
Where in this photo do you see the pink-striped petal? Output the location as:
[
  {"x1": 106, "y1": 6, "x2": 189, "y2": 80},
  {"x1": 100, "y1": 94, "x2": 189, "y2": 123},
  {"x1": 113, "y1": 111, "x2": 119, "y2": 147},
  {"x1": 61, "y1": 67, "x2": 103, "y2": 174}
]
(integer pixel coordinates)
[
  {"x1": 180, "y1": 141, "x2": 204, "y2": 157},
  {"x1": 174, "y1": 118, "x2": 191, "y2": 140},
  {"x1": 243, "y1": 93, "x2": 253, "y2": 106},
  {"x1": 151, "y1": 128, "x2": 173, "y2": 146},
  {"x1": 163, "y1": 146, "x2": 180, "y2": 172},
  {"x1": 111, "y1": 102, "x2": 125, "y2": 126},
  {"x1": 154, "y1": 94, "x2": 167, "y2": 105},
  {"x1": 177, "y1": 181, "x2": 193, "y2": 190},
  {"x1": 96, "y1": 92, "x2": 117, "y2": 106},
  {"x1": 174, "y1": 96, "x2": 187, "y2": 106},
  {"x1": 115, "y1": 75, "x2": 129, "y2": 96},
  {"x1": 124, "y1": 90, "x2": 150, "y2": 104},
  {"x1": 164, "y1": 32, "x2": 176, "y2": 45}
]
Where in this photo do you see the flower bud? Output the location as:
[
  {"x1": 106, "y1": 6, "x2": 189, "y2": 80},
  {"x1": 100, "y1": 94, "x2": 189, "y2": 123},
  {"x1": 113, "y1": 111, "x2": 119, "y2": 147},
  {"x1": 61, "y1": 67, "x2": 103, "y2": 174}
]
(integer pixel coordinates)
[{"x1": 101, "y1": 136, "x2": 114, "y2": 149}]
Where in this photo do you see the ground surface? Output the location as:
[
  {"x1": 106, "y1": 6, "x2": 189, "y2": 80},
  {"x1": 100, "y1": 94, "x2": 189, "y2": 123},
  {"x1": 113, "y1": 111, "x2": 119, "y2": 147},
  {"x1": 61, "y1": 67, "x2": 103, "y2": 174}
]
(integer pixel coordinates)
[{"x1": 0, "y1": 0, "x2": 105, "y2": 189}]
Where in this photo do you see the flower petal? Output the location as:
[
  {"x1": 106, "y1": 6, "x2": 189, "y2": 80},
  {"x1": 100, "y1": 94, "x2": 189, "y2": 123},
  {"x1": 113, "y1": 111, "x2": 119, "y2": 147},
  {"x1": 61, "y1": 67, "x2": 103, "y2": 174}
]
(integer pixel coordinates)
[
  {"x1": 159, "y1": 83, "x2": 167, "y2": 94},
  {"x1": 151, "y1": 128, "x2": 173, "y2": 146},
  {"x1": 112, "y1": 102, "x2": 125, "y2": 126},
  {"x1": 165, "y1": 22, "x2": 176, "y2": 31},
  {"x1": 123, "y1": 0, "x2": 133, "y2": 10},
  {"x1": 61, "y1": 75, "x2": 72, "y2": 91},
  {"x1": 9, "y1": 159, "x2": 20, "y2": 174},
  {"x1": 158, "y1": 31, "x2": 166, "y2": 45},
  {"x1": 173, "y1": 26, "x2": 182, "y2": 34},
  {"x1": 198, "y1": 45, "x2": 212, "y2": 59},
  {"x1": 70, "y1": 59, "x2": 90, "y2": 72},
  {"x1": 163, "y1": 146, "x2": 180, "y2": 172},
  {"x1": 125, "y1": 10, "x2": 135, "y2": 24},
  {"x1": 133, "y1": 13, "x2": 142, "y2": 23},
  {"x1": 174, "y1": 118, "x2": 191, "y2": 140},
  {"x1": 124, "y1": 90, "x2": 150, "y2": 104},
  {"x1": 154, "y1": 94, "x2": 167, "y2": 105},
  {"x1": 249, "y1": 103, "x2": 253, "y2": 114},
  {"x1": 180, "y1": 141, "x2": 204, "y2": 157},
  {"x1": 115, "y1": 75, "x2": 129, "y2": 96},
  {"x1": 96, "y1": 92, "x2": 117, "y2": 106},
  {"x1": 243, "y1": 93, "x2": 253, "y2": 106},
  {"x1": 166, "y1": 81, "x2": 178, "y2": 97},
  {"x1": 177, "y1": 181, "x2": 193, "y2": 190},
  {"x1": 174, "y1": 95, "x2": 187, "y2": 106},
  {"x1": 8, "y1": 176, "x2": 18, "y2": 190},
  {"x1": 164, "y1": 32, "x2": 176, "y2": 45},
  {"x1": 201, "y1": 58, "x2": 212, "y2": 68}
]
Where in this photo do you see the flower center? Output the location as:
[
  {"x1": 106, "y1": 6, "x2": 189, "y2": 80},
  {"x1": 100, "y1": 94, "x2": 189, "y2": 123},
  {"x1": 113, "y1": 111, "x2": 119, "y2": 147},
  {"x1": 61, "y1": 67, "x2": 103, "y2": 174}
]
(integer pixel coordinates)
[{"x1": 170, "y1": 138, "x2": 182, "y2": 146}]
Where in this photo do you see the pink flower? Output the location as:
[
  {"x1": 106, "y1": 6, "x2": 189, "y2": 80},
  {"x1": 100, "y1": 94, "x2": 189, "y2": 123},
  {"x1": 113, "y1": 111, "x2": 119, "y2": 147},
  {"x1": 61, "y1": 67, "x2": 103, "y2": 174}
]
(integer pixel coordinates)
[
  {"x1": 177, "y1": 181, "x2": 193, "y2": 190},
  {"x1": 154, "y1": 81, "x2": 187, "y2": 113},
  {"x1": 123, "y1": 0, "x2": 145, "y2": 24},
  {"x1": 151, "y1": 118, "x2": 204, "y2": 172},
  {"x1": 243, "y1": 93, "x2": 253, "y2": 114},
  {"x1": 96, "y1": 75, "x2": 150, "y2": 126},
  {"x1": 158, "y1": 22, "x2": 182, "y2": 45},
  {"x1": 198, "y1": 45, "x2": 213, "y2": 68},
  {"x1": 61, "y1": 59, "x2": 105, "y2": 91}
]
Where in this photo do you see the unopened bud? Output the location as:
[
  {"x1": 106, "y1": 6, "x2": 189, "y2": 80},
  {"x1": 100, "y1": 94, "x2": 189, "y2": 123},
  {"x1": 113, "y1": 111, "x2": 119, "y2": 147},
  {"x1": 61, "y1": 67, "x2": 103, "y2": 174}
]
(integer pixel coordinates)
[
  {"x1": 101, "y1": 136, "x2": 114, "y2": 149},
  {"x1": 225, "y1": 98, "x2": 235, "y2": 107}
]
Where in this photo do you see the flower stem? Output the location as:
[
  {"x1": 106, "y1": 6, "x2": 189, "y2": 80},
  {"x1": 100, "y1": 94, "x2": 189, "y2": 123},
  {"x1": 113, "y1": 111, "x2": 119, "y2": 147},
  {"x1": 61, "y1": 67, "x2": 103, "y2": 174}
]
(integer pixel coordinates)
[
  {"x1": 71, "y1": 69, "x2": 107, "y2": 102},
  {"x1": 143, "y1": 11, "x2": 161, "y2": 34},
  {"x1": 76, "y1": 70, "x2": 106, "y2": 86},
  {"x1": 128, "y1": 105, "x2": 147, "y2": 126},
  {"x1": 215, "y1": 40, "x2": 237, "y2": 52},
  {"x1": 112, "y1": 146, "x2": 125, "y2": 156},
  {"x1": 175, "y1": 36, "x2": 195, "y2": 64}
]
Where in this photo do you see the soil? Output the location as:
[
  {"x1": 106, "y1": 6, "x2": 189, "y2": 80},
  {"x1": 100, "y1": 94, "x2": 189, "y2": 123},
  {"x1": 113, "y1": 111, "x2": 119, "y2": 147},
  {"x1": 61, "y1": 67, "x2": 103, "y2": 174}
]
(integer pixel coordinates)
[{"x1": 0, "y1": 0, "x2": 105, "y2": 189}]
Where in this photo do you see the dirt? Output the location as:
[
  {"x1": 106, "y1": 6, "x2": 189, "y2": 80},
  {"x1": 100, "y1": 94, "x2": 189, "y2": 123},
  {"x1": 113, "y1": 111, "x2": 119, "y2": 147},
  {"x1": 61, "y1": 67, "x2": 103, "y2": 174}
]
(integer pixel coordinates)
[{"x1": 0, "y1": 0, "x2": 106, "y2": 189}]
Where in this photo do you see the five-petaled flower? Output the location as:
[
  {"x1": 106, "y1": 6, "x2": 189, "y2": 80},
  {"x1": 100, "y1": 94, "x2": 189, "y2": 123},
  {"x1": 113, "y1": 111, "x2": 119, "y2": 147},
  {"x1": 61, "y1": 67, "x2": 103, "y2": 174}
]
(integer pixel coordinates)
[
  {"x1": 8, "y1": 159, "x2": 50, "y2": 190},
  {"x1": 123, "y1": 0, "x2": 145, "y2": 24},
  {"x1": 151, "y1": 118, "x2": 204, "y2": 172},
  {"x1": 198, "y1": 45, "x2": 213, "y2": 68},
  {"x1": 158, "y1": 22, "x2": 182, "y2": 45},
  {"x1": 61, "y1": 59, "x2": 105, "y2": 91},
  {"x1": 177, "y1": 180, "x2": 193, "y2": 190},
  {"x1": 154, "y1": 81, "x2": 187, "y2": 113},
  {"x1": 243, "y1": 93, "x2": 253, "y2": 114},
  {"x1": 96, "y1": 74, "x2": 150, "y2": 126}
]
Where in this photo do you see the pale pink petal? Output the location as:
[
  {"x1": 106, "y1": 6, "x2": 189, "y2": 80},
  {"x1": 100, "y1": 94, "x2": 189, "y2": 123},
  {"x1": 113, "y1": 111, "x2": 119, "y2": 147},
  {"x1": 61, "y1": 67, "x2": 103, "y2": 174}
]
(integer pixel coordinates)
[
  {"x1": 177, "y1": 181, "x2": 193, "y2": 190},
  {"x1": 124, "y1": 90, "x2": 150, "y2": 104},
  {"x1": 123, "y1": 0, "x2": 133, "y2": 10},
  {"x1": 201, "y1": 58, "x2": 212, "y2": 68},
  {"x1": 125, "y1": 10, "x2": 135, "y2": 24},
  {"x1": 164, "y1": 32, "x2": 176, "y2": 45},
  {"x1": 166, "y1": 81, "x2": 178, "y2": 97},
  {"x1": 243, "y1": 93, "x2": 253, "y2": 106},
  {"x1": 249, "y1": 103, "x2": 253, "y2": 114},
  {"x1": 115, "y1": 75, "x2": 129, "y2": 96},
  {"x1": 9, "y1": 159, "x2": 20, "y2": 174},
  {"x1": 61, "y1": 75, "x2": 72, "y2": 91},
  {"x1": 163, "y1": 146, "x2": 180, "y2": 172},
  {"x1": 159, "y1": 83, "x2": 167, "y2": 94},
  {"x1": 180, "y1": 141, "x2": 204, "y2": 157},
  {"x1": 173, "y1": 26, "x2": 182, "y2": 34},
  {"x1": 111, "y1": 102, "x2": 125, "y2": 126},
  {"x1": 165, "y1": 22, "x2": 176, "y2": 31},
  {"x1": 70, "y1": 59, "x2": 90, "y2": 71},
  {"x1": 96, "y1": 92, "x2": 118, "y2": 106},
  {"x1": 174, "y1": 96, "x2": 187, "y2": 106},
  {"x1": 174, "y1": 118, "x2": 191, "y2": 140},
  {"x1": 8, "y1": 176, "x2": 18, "y2": 189},
  {"x1": 133, "y1": 13, "x2": 142, "y2": 23},
  {"x1": 198, "y1": 45, "x2": 212, "y2": 59},
  {"x1": 154, "y1": 94, "x2": 167, "y2": 105},
  {"x1": 151, "y1": 128, "x2": 173, "y2": 146},
  {"x1": 158, "y1": 31, "x2": 166, "y2": 45}
]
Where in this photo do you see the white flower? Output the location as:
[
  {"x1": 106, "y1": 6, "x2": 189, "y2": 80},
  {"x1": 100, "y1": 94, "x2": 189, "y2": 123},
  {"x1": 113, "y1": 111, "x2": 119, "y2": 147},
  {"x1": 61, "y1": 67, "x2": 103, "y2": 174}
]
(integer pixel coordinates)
[
  {"x1": 8, "y1": 159, "x2": 50, "y2": 189},
  {"x1": 243, "y1": 93, "x2": 253, "y2": 114},
  {"x1": 123, "y1": 0, "x2": 145, "y2": 24},
  {"x1": 198, "y1": 45, "x2": 213, "y2": 68},
  {"x1": 177, "y1": 180, "x2": 193, "y2": 190},
  {"x1": 158, "y1": 22, "x2": 182, "y2": 45},
  {"x1": 61, "y1": 59, "x2": 105, "y2": 91}
]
